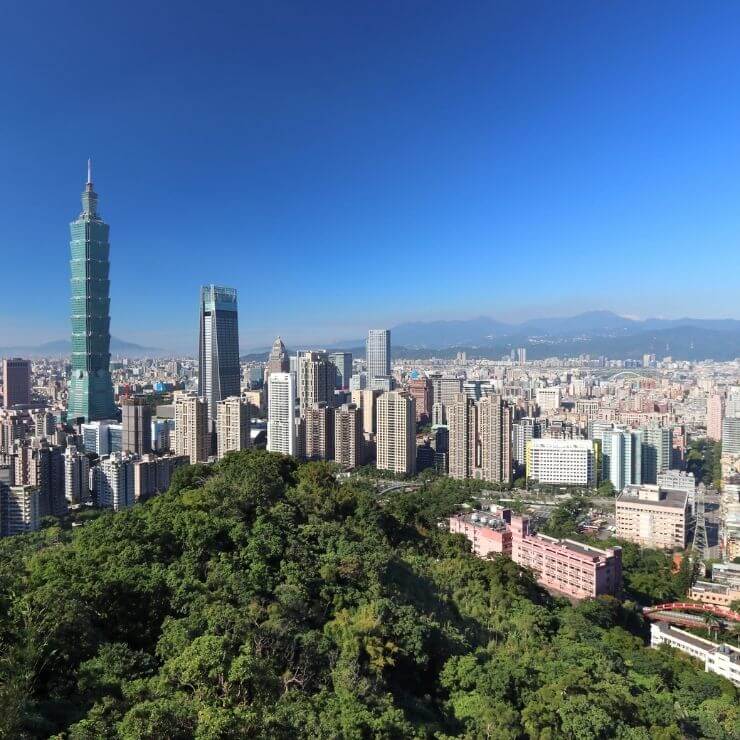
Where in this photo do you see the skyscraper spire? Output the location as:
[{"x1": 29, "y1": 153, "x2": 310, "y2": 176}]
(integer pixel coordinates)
[
  {"x1": 87, "y1": 157, "x2": 92, "y2": 186},
  {"x1": 81, "y1": 159, "x2": 98, "y2": 218}
]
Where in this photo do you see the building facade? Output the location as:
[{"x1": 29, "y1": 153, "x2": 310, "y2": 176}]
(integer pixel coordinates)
[
  {"x1": 366, "y1": 329, "x2": 391, "y2": 379},
  {"x1": 616, "y1": 484, "x2": 689, "y2": 549},
  {"x1": 93, "y1": 453, "x2": 135, "y2": 511},
  {"x1": 174, "y1": 393, "x2": 210, "y2": 464},
  {"x1": 329, "y1": 352, "x2": 353, "y2": 390},
  {"x1": 121, "y1": 396, "x2": 152, "y2": 455},
  {"x1": 67, "y1": 162, "x2": 116, "y2": 422},
  {"x1": 376, "y1": 391, "x2": 416, "y2": 475},
  {"x1": 304, "y1": 402, "x2": 334, "y2": 461},
  {"x1": 2, "y1": 358, "x2": 31, "y2": 409},
  {"x1": 334, "y1": 403, "x2": 364, "y2": 469},
  {"x1": 198, "y1": 285, "x2": 240, "y2": 422},
  {"x1": 267, "y1": 372, "x2": 296, "y2": 456},
  {"x1": 216, "y1": 396, "x2": 251, "y2": 459},
  {"x1": 297, "y1": 351, "x2": 336, "y2": 415},
  {"x1": 526, "y1": 439, "x2": 597, "y2": 486}
]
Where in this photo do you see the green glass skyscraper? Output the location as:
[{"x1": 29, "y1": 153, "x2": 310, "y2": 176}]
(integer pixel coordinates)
[{"x1": 67, "y1": 161, "x2": 116, "y2": 422}]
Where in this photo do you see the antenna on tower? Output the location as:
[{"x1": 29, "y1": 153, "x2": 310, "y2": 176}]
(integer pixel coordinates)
[{"x1": 87, "y1": 158, "x2": 92, "y2": 185}]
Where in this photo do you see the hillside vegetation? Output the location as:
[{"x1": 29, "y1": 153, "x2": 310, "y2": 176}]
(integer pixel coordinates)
[{"x1": 0, "y1": 451, "x2": 737, "y2": 739}]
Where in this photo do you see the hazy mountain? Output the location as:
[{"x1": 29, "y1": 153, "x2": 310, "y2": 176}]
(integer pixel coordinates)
[{"x1": 0, "y1": 336, "x2": 164, "y2": 357}]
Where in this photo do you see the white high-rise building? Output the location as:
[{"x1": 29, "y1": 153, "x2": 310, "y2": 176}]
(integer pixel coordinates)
[
  {"x1": 0, "y1": 484, "x2": 40, "y2": 536},
  {"x1": 366, "y1": 329, "x2": 391, "y2": 379},
  {"x1": 64, "y1": 444, "x2": 90, "y2": 505},
  {"x1": 536, "y1": 387, "x2": 561, "y2": 412},
  {"x1": 526, "y1": 439, "x2": 597, "y2": 486},
  {"x1": 376, "y1": 391, "x2": 415, "y2": 475},
  {"x1": 216, "y1": 396, "x2": 251, "y2": 459},
  {"x1": 267, "y1": 372, "x2": 296, "y2": 456},
  {"x1": 93, "y1": 453, "x2": 135, "y2": 511}
]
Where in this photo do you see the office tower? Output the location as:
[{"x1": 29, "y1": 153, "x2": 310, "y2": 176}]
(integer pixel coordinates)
[
  {"x1": 93, "y1": 453, "x2": 135, "y2": 511},
  {"x1": 174, "y1": 393, "x2": 209, "y2": 463},
  {"x1": 267, "y1": 372, "x2": 296, "y2": 456},
  {"x1": 334, "y1": 403, "x2": 364, "y2": 469},
  {"x1": 641, "y1": 426, "x2": 671, "y2": 484},
  {"x1": 198, "y1": 285, "x2": 240, "y2": 422},
  {"x1": 297, "y1": 351, "x2": 335, "y2": 415},
  {"x1": 526, "y1": 439, "x2": 597, "y2": 486},
  {"x1": 216, "y1": 396, "x2": 251, "y2": 459},
  {"x1": 304, "y1": 402, "x2": 334, "y2": 461},
  {"x1": 133, "y1": 453, "x2": 189, "y2": 501},
  {"x1": 407, "y1": 376, "x2": 433, "y2": 423},
  {"x1": 536, "y1": 387, "x2": 561, "y2": 412},
  {"x1": 366, "y1": 329, "x2": 391, "y2": 379},
  {"x1": 431, "y1": 402, "x2": 445, "y2": 426},
  {"x1": 0, "y1": 484, "x2": 40, "y2": 536},
  {"x1": 376, "y1": 392, "x2": 416, "y2": 475},
  {"x1": 478, "y1": 395, "x2": 512, "y2": 485},
  {"x1": 2, "y1": 358, "x2": 31, "y2": 408},
  {"x1": 707, "y1": 394, "x2": 724, "y2": 441},
  {"x1": 517, "y1": 347, "x2": 527, "y2": 365},
  {"x1": 722, "y1": 417, "x2": 740, "y2": 456},
  {"x1": 602, "y1": 428, "x2": 642, "y2": 491},
  {"x1": 727, "y1": 387, "x2": 740, "y2": 418},
  {"x1": 265, "y1": 336, "x2": 289, "y2": 383},
  {"x1": 329, "y1": 351, "x2": 353, "y2": 390},
  {"x1": 121, "y1": 397, "x2": 152, "y2": 455},
  {"x1": 349, "y1": 372, "x2": 368, "y2": 391},
  {"x1": 64, "y1": 444, "x2": 90, "y2": 505},
  {"x1": 67, "y1": 161, "x2": 116, "y2": 422},
  {"x1": 81, "y1": 419, "x2": 117, "y2": 455},
  {"x1": 448, "y1": 394, "x2": 473, "y2": 480}
]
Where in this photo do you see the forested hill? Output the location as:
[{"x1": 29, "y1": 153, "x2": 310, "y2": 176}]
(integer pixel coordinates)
[{"x1": 0, "y1": 452, "x2": 737, "y2": 739}]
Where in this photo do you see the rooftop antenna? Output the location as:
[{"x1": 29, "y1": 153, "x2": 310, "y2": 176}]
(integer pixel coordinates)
[{"x1": 87, "y1": 158, "x2": 92, "y2": 185}]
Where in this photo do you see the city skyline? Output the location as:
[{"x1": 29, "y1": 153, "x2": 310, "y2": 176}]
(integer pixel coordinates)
[{"x1": 3, "y1": 3, "x2": 740, "y2": 350}]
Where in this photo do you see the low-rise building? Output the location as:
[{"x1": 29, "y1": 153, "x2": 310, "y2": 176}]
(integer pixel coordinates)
[
  {"x1": 650, "y1": 623, "x2": 740, "y2": 686},
  {"x1": 448, "y1": 509, "x2": 512, "y2": 557},
  {"x1": 616, "y1": 484, "x2": 689, "y2": 550}
]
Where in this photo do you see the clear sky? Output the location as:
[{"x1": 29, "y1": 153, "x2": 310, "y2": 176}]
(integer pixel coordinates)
[{"x1": 2, "y1": 1, "x2": 740, "y2": 352}]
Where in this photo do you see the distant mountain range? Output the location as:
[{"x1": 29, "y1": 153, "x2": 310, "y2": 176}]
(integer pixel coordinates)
[
  {"x1": 0, "y1": 336, "x2": 165, "y2": 358},
  {"x1": 4, "y1": 312, "x2": 740, "y2": 361}
]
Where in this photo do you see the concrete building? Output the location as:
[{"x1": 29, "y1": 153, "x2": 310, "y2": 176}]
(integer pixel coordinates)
[
  {"x1": 32, "y1": 409, "x2": 55, "y2": 440},
  {"x1": 641, "y1": 426, "x2": 672, "y2": 484},
  {"x1": 407, "y1": 376, "x2": 433, "y2": 423},
  {"x1": 513, "y1": 417, "x2": 539, "y2": 466},
  {"x1": 267, "y1": 372, "x2": 296, "y2": 456},
  {"x1": 616, "y1": 484, "x2": 689, "y2": 549},
  {"x1": 448, "y1": 393, "x2": 512, "y2": 484},
  {"x1": 2, "y1": 358, "x2": 31, "y2": 409},
  {"x1": 650, "y1": 623, "x2": 740, "y2": 686},
  {"x1": 81, "y1": 419, "x2": 120, "y2": 455},
  {"x1": 366, "y1": 329, "x2": 391, "y2": 379},
  {"x1": 536, "y1": 387, "x2": 561, "y2": 412},
  {"x1": 449, "y1": 509, "x2": 512, "y2": 557},
  {"x1": 510, "y1": 515, "x2": 622, "y2": 599},
  {"x1": 303, "y1": 402, "x2": 335, "y2": 461},
  {"x1": 297, "y1": 351, "x2": 336, "y2": 415},
  {"x1": 376, "y1": 391, "x2": 416, "y2": 475},
  {"x1": 0, "y1": 484, "x2": 40, "y2": 536},
  {"x1": 121, "y1": 396, "x2": 152, "y2": 455},
  {"x1": 722, "y1": 416, "x2": 740, "y2": 456},
  {"x1": 526, "y1": 439, "x2": 597, "y2": 486},
  {"x1": 64, "y1": 444, "x2": 90, "y2": 505},
  {"x1": 151, "y1": 418, "x2": 176, "y2": 452},
  {"x1": 198, "y1": 285, "x2": 240, "y2": 423},
  {"x1": 216, "y1": 396, "x2": 251, "y2": 459},
  {"x1": 601, "y1": 427, "x2": 643, "y2": 491},
  {"x1": 133, "y1": 453, "x2": 189, "y2": 501},
  {"x1": 707, "y1": 393, "x2": 724, "y2": 441},
  {"x1": 351, "y1": 388, "x2": 381, "y2": 438},
  {"x1": 93, "y1": 453, "x2": 135, "y2": 511},
  {"x1": 174, "y1": 393, "x2": 210, "y2": 464},
  {"x1": 264, "y1": 336, "x2": 289, "y2": 383},
  {"x1": 329, "y1": 352, "x2": 353, "y2": 390},
  {"x1": 334, "y1": 403, "x2": 364, "y2": 469}
]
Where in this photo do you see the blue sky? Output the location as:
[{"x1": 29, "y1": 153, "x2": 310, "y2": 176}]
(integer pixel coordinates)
[{"x1": 2, "y1": 1, "x2": 740, "y2": 352}]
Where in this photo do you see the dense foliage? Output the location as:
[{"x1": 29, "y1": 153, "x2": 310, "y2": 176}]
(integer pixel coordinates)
[
  {"x1": 686, "y1": 439, "x2": 722, "y2": 489},
  {"x1": 0, "y1": 451, "x2": 737, "y2": 739}
]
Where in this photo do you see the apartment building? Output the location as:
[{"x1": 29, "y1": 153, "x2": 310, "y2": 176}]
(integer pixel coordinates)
[{"x1": 616, "y1": 484, "x2": 689, "y2": 549}]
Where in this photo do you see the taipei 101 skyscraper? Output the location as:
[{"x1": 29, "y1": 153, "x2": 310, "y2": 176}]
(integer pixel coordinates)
[{"x1": 67, "y1": 160, "x2": 116, "y2": 422}]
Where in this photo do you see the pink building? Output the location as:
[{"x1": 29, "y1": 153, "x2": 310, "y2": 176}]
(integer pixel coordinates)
[
  {"x1": 707, "y1": 394, "x2": 724, "y2": 442},
  {"x1": 449, "y1": 510, "x2": 512, "y2": 557},
  {"x1": 509, "y1": 516, "x2": 621, "y2": 600},
  {"x1": 449, "y1": 510, "x2": 622, "y2": 600}
]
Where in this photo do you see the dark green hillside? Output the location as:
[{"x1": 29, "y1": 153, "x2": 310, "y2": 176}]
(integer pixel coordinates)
[{"x1": 0, "y1": 451, "x2": 736, "y2": 738}]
